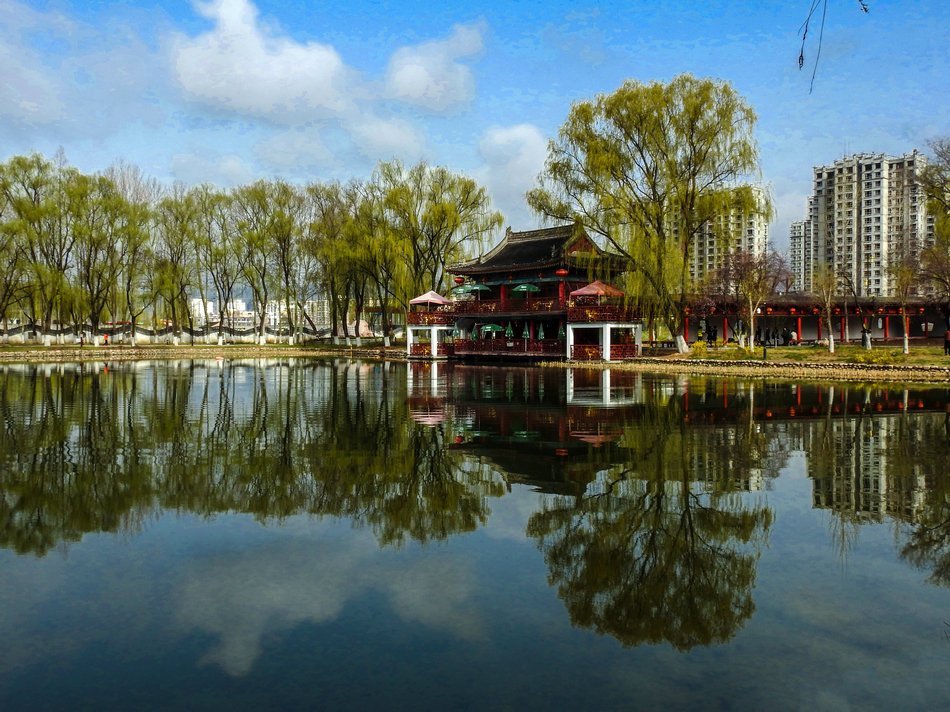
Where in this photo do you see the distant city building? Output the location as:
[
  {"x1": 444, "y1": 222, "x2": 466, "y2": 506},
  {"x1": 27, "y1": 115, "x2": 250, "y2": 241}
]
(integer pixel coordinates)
[
  {"x1": 188, "y1": 299, "x2": 216, "y2": 326},
  {"x1": 788, "y1": 200, "x2": 814, "y2": 292},
  {"x1": 687, "y1": 186, "x2": 771, "y2": 284},
  {"x1": 791, "y1": 150, "x2": 930, "y2": 297}
]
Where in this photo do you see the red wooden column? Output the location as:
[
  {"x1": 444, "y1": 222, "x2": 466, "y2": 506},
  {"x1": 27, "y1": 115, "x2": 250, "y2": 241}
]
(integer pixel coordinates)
[
  {"x1": 500, "y1": 285, "x2": 508, "y2": 310},
  {"x1": 558, "y1": 281, "x2": 565, "y2": 305},
  {"x1": 840, "y1": 316, "x2": 846, "y2": 342},
  {"x1": 797, "y1": 316, "x2": 802, "y2": 342},
  {"x1": 723, "y1": 316, "x2": 728, "y2": 342},
  {"x1": 883, "y1": 316, "x2": 889, "y2": 342}
]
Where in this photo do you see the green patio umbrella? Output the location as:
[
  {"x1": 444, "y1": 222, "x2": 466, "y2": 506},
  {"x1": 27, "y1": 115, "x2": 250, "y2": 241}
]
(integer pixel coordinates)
[
  {"x1": 511, "y1": 283, "x2": 540, "y2": 295},
  {"x1": 468, "y1": 283, "x2": 490, "y2": 293},
  {"x1": 538, "y1": 323, "x2": 545, "y2": 340},
  {"x1": 558, "y1": 322, "x2": 565, "y2": 339},
  {"x1": 481, "y1": 324, "x2": 503, "y2": 338},
  {"x1": 505, "y1": 322, "x2": 514, "y2": 338},
  {"x1": 522, "y1": 323, "x2": 529, "y2": 339}
]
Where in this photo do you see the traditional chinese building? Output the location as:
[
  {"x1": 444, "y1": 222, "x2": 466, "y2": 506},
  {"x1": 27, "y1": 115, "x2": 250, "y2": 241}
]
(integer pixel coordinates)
[{"x1": 406, "y1": 225, "x2": 643, "y2": 361}]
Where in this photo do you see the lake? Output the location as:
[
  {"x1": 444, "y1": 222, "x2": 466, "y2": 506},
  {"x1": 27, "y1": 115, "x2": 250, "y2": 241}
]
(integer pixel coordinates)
[{"x1": 1, "y1": 359, "x2": 949, "y2": 710}]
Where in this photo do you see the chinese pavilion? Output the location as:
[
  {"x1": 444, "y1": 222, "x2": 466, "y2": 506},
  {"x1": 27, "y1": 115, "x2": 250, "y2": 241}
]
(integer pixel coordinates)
[{"x1": 406, "y1": 224, "x2": 642, "y2": 361}]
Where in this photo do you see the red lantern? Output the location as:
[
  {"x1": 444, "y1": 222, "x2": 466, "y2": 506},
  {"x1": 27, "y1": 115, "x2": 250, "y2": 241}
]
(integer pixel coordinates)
[
  {"x1": 790, "y1": 307, "x2": 796, "y2": 314},
  {"x1": 555, "y1": 268, "x2": 569, "y2": 277},
  {"x1": 919, "y1": 307, "x2": 925, "y2": 314},
  {"x1": 453, "y1": 276, "x2": 464, "y2": 285}
]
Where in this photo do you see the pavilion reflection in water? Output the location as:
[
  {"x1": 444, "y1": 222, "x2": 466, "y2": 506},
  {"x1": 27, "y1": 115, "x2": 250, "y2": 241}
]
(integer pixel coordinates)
[{"x1": 406, "y1": 361, "x2": 950, "y2": 524}]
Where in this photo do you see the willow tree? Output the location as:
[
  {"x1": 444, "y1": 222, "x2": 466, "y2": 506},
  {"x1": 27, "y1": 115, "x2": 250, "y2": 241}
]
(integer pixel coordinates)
[
  {"x1": 528, "y1": 75, "x2": 763, "y2": 353},
  {"x1": 920, "y1": 138, "x2": 950, "y2": 314},
  {"x1": 378, "y1": 160, "x2": 502, "y2": 296}
]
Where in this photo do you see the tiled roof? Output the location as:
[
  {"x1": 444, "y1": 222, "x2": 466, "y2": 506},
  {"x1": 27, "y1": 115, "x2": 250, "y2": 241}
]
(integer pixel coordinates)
[{"x1": 451, "y1": 225, "x2": 579, "y2": 275}]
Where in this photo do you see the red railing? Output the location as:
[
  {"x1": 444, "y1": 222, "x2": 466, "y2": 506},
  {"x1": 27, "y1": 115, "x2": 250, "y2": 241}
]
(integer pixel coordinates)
[
  {"x1": 454, "y1": 338, "x2": 566, "y2": 356},
  {"x1": 567, "y1": 304, "x2": 641, "y2": 323},
  {"x1": 409, "y1": 341, "x2": 456, "y2": 357},
  {"x1": 407, "y1": 310, "x2": 455, "y2": 325},
  {"x1": 609, "y1": 343, "x2": 640, "y2": 359},
  {"x1": 571, "y1": 344, "x2": 603, "y2": 360},
  {"x1": 452, "y1": 299, "x2": 566, "y2": 316}
]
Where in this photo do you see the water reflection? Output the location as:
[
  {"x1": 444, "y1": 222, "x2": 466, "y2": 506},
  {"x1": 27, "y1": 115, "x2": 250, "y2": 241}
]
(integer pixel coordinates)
[
  {"x1": 0, "y1": 360, "x2": 504, "y2": 556},
  {"x1": 2, "y1": 360, "x2": 950, "y2": 658}
]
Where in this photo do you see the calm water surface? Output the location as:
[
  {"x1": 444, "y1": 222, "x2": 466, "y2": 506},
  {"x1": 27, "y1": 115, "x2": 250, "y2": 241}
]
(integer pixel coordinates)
[{"x1": 1, "y1": 359, "x2": 949, "y2": 710}]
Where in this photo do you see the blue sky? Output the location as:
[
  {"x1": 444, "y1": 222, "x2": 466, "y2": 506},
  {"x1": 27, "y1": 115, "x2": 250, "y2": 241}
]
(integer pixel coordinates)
[{"x1": 2, "y1": 0, "x2": 947, "y2": 250}]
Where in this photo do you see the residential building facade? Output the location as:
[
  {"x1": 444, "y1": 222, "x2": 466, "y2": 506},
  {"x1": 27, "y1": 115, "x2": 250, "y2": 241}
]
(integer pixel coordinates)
[
  {"x1": 688, "y1": 187, "x2": 771, "y2": 284},
  {"x1": 793, "y1": 150, "x2": 930, "y2": 297}
]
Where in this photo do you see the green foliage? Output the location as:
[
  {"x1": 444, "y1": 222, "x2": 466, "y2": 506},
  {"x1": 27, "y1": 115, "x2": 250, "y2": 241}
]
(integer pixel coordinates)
[
  {"x1": 853, "y1": 349, "x2": 907, "y2": 365},
  {"x1": 529, "y1": 75, "x2": 764, "y2": 345}
]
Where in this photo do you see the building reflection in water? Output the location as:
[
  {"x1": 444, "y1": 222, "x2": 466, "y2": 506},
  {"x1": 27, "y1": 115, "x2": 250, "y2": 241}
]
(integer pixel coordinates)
[{"x1": 1, "y1": 359, "x2": 948, "y2": 649}]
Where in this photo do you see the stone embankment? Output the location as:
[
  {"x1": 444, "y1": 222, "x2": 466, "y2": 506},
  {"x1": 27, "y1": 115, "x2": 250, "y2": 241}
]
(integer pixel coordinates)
[
  {"x1": 2, "y1": 346, "x2": 950, "y2": 384},
  {"x1": 0, "y1": 344, "x2": 407, "y2": 364},
  {"x1": 550, "y1": 356, "x2": 950, "y2": 385}
]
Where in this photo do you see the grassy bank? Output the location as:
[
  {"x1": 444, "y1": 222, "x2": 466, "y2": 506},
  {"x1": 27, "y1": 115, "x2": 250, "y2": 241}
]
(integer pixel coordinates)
[{"x1": 2, "y1": 341, "x2": 950, "y2": 385}]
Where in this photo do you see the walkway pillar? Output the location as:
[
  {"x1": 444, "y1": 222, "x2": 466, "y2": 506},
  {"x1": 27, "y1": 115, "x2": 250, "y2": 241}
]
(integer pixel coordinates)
[
  {"x1": 840, "y1": 316, "x2": 845, "y2": 342},
  {"x1": 602, "y1": 324, "x2": 611, "y2": 362},
  {"x1": 430, "y1": 326, "x2": 438, "y2": 358},
  {"x1": 723, "y1": 316, "x2": 728, "y2": 343},
  {"x1": 566, "y1": 324, "x2": 574, "y2": 360},
  {"x1": 883, "y1": 316, "x2": 889, "y2": 342},
  {"x1": 407, "y1": 327, "x2": 414, "y2": 356},
  {"x1": 797, "y1": 316, "x2": 802, "y2": 342}
]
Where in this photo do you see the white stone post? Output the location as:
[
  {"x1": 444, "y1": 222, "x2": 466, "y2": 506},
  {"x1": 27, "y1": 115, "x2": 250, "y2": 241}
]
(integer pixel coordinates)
[
  {"x1": 566, "y1": 324, "x2": 574, "y2": 360},
  {"x1": 406, "y1": 327, "x2": 414, "y2": 357},
  {"x1": 602, "y1": 324, "x2": 611, "y2": 362},
  {"x1": 430, "y1": 326, "x2": 438, "y2": 358}
]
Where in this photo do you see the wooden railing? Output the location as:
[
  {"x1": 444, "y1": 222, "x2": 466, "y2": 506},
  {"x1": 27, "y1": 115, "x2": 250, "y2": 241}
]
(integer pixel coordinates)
[
  {"x1": 609, "y1": 343, "x2": 640, "y2": 359},
  {"x1": 407, "y1": 310, "x2": 455, "y2": 325},
  {"x1": 567, "y1": 304, "x2": 641, "y2": 323},
  {"x1": 571, "y1": 344, "x2": 603, "y2": 361},
  {"x1": 452, "y1": 299, "x2": 566, "y2": 316},
  {"x1": 409, "y1": 341, "x2": 455, "y2": 357},
  {"x1": 454, "y1": 338, "x2": 565, "y2": 355}
]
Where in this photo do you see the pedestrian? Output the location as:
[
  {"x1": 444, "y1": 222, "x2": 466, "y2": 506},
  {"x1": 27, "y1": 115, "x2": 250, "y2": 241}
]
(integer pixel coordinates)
[
  {"x1": 791, "y1": 329, "x2": 798, "y2": 345},
  {"x1": 104, "y1": 333, "x2": 109, "y2": 346},
  {"x1": 79, "y1": 334, "x2": 84, "y2": 348}
]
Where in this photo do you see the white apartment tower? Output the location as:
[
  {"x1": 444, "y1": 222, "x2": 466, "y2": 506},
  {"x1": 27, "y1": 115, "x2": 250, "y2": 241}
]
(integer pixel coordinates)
[
  {"x1": 788, "y1": 198, "x2": 815, "y2": 292},
  {"x1": 688, "y1": 187, "x2": 771, "y2": 283},
  {"x1": 798, "y1": 151, "x2": 929, "y2": 297}
]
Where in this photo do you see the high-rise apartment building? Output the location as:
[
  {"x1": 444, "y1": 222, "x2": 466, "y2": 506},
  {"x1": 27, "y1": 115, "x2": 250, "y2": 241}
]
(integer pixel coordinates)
[
  {"x1": 788, "y1": 198, "x2": 815, "y2": 292},
  {"x1": 688, "y1": 187, "x2": 770, "y2": 284},
  {"x1": 792, "y1": 151, "x2": 929, "y2": 296}
]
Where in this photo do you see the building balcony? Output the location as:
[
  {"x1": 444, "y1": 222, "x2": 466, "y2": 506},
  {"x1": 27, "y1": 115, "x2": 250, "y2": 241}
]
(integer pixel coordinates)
[
  {"x1": 453, "y1": 338, "x2": 566, "y2": 357},
  {"x1": 567, "y1": 304, "x2": 641, "y2": 323},
  {"x1": 407, "y1": 310, "x2": 455, "y2": 326},
  {"x1": 409, "y1": 342, "x2": 455, "y2": 357},
  {"x1": 451, "y1": 298, "x2": 566, "y2": 316}
]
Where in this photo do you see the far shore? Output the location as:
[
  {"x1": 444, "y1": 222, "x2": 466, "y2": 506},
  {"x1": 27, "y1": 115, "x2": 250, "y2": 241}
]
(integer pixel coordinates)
[{"x1": 2, "y1": 343, "x2": 950, "y2": 385}]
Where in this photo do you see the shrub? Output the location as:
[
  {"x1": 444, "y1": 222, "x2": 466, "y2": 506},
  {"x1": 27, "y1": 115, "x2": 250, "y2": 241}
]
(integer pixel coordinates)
[{"x1": 690, "y1": 341, "x2": 708, "y2": 358}]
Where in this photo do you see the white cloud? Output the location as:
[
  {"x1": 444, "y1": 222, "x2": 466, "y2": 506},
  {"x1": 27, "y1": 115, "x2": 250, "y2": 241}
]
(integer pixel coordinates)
[
  {"x1": 254, "y1": 128, "x2": 335, "y2": 169},
  {"x1": 172, "y1": 0, "x2": 355, "y2": 123},
  {"x1": 477, "y1": 123, "x2": 549, "y2": 229},
  {"x1": 385, "y1": 23, "x2": 484, "y2": 112},
  {"x1": 348, "y1": 115, "x2": 426, "y2": 161},
  {"x1": 170, "y1": 150, "x2": 254, "y2": 186},
  {"x1": 175, "y1": 534, "x2": 482, "y2": 676}
]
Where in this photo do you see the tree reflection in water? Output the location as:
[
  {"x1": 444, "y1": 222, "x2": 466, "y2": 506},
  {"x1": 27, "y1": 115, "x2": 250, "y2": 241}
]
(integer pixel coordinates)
[
  {"x1": 0, "y1": 360, "x2": 504, "y2": 555},
  {"x1": 526, "y1": 381, "x2": 774, "y2": 650},
  {"x1": 2, "y1": 360, "x2": 949, "y2": 647}
]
